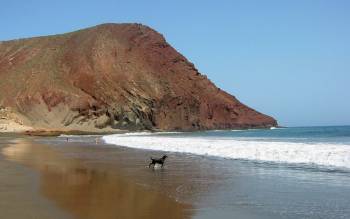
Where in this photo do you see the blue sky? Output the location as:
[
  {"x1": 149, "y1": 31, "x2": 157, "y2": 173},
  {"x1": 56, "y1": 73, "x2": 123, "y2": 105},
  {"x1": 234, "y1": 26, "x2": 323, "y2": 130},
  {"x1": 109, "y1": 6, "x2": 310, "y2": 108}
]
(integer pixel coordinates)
[{"x1": 1, "y1": 0, "x2": 349, "y2": 126}]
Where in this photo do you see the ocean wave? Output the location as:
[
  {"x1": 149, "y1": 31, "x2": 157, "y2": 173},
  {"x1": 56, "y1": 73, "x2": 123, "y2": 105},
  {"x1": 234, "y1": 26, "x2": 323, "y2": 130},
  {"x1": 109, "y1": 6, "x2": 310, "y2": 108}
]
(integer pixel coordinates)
[{"x1": 102, "y1": 134, "x2": 350, "y2": 169}]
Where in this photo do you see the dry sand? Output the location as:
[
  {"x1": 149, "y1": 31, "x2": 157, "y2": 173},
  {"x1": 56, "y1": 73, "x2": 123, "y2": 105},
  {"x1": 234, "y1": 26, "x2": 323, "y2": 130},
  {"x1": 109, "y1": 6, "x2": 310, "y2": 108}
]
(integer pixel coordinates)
[
  {"x1": 0, "y1": 137, "x2": 192, "y2": 219},
  {"x1": 0, "y1": 119, "x2": 33, "y2": 132}
]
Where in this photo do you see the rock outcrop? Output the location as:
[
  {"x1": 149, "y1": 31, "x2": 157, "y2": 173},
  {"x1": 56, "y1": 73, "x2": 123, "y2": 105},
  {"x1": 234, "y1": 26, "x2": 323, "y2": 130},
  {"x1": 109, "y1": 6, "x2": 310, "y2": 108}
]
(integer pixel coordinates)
[{"x1": 0, "y1": 23, "x2": 277, "y2": 132}]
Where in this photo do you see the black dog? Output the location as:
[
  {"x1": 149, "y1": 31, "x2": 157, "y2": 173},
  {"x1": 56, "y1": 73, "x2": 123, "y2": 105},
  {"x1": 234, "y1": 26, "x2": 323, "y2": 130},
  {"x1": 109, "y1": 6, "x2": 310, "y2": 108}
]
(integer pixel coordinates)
[{"x1": 149, "y1": 155, "x2": 168, "y2": 168}]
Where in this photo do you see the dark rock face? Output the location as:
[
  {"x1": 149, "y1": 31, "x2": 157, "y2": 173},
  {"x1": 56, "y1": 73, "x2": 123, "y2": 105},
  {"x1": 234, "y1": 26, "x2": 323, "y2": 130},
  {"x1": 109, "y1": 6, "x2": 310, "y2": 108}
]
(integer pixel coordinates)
[{"x1": 0, "y1": 23, "x2": 277, "y2": 131}]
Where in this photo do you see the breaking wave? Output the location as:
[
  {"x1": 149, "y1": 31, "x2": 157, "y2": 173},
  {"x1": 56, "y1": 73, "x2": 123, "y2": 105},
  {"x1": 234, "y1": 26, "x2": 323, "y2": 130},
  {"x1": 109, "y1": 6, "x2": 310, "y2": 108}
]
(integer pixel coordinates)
[{"x1": 102, "y1": 133, "x2": 350, "y2": 169}]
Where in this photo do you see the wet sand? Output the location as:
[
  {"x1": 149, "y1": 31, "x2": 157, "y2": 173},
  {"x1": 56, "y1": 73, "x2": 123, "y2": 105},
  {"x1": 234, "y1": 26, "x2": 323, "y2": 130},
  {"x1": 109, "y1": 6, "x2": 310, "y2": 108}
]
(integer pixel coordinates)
[
  {"x1": 0, "y1": 137, "x2": 192, "y2": 219},
  {"x1": 3, "y1": 134, "x2": 350, "y2": 219}
]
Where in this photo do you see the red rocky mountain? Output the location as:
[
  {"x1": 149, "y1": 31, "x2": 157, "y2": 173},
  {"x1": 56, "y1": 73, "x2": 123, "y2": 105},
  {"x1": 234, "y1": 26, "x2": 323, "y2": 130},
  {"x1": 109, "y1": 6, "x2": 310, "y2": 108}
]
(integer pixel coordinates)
[{"x1": 0, "y1": 23, "x2": 277, "y2": 132}]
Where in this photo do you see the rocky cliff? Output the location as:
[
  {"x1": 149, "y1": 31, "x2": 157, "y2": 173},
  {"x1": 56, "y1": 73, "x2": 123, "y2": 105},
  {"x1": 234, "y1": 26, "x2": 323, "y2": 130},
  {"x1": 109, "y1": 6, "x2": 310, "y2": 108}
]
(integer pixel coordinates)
[{"x1": 0, "y1": 23, "x2": 277, "y2": 132}]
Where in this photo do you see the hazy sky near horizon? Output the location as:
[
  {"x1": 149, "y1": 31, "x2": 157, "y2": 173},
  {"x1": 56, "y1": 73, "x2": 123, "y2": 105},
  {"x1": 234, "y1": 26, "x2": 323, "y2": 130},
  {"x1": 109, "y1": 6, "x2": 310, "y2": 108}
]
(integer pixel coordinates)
[{"x1": 1, "y1": 0, "x2": 349, "y2": 127}]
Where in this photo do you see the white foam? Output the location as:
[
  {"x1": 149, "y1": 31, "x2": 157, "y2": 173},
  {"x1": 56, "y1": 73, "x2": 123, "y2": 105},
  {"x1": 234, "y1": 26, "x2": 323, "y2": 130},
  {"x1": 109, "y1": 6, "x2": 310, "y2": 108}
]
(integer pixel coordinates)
[
  {"x1": 102, "y1": 134, "x2": 350, "y2": 169},
  {"x1": 59, "y1": 134, "x2": 102, "y2": 138}
]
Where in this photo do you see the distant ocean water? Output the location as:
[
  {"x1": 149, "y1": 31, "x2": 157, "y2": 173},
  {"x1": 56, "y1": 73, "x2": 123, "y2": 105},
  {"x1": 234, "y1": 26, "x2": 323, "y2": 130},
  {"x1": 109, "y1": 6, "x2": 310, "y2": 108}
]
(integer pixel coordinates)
[{"x1": 103, "y1": 126, "x2": 350, "y2": 169}]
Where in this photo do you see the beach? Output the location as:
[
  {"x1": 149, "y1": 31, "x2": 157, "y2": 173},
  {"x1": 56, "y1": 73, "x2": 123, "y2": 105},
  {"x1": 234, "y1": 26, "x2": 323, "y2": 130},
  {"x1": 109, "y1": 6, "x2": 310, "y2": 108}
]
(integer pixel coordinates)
[
  {"x1": 1, "y1": 126, "x2": 350, "y2": 219},
  {"x1": 0, "y1": 135, "x2": 192, "y2": 219}
]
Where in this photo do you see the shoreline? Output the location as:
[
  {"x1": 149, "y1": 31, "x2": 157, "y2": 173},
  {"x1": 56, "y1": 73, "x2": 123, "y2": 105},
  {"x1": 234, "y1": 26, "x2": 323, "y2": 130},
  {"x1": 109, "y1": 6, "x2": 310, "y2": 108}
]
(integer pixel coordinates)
[{"x1": 0, "y1": 125, "x2": 280, "y2": 137}]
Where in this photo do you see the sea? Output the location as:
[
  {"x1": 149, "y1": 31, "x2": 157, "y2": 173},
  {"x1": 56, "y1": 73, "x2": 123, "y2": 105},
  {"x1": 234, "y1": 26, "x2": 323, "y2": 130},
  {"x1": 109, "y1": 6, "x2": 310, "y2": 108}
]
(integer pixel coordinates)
[{"x1": 101, "y1": 126, "x2": 350, "y2": 219}]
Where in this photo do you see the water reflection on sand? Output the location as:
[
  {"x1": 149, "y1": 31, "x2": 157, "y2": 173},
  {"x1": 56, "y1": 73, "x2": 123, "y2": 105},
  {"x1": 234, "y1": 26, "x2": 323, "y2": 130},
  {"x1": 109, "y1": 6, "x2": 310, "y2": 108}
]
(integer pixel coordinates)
[{"x1": 2, "y1": 139, "x2": 192, "y2": 219}]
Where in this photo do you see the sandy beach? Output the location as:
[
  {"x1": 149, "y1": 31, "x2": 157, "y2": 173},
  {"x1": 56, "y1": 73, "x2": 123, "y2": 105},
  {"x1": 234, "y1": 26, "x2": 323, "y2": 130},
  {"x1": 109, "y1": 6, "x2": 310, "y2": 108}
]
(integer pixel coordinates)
[
  {"x1": 0, "y1": 136, "x2": 192, "y2": 219},
  {"x1": 2, "y1": 129, "x2": 350, "y2": 219}
]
